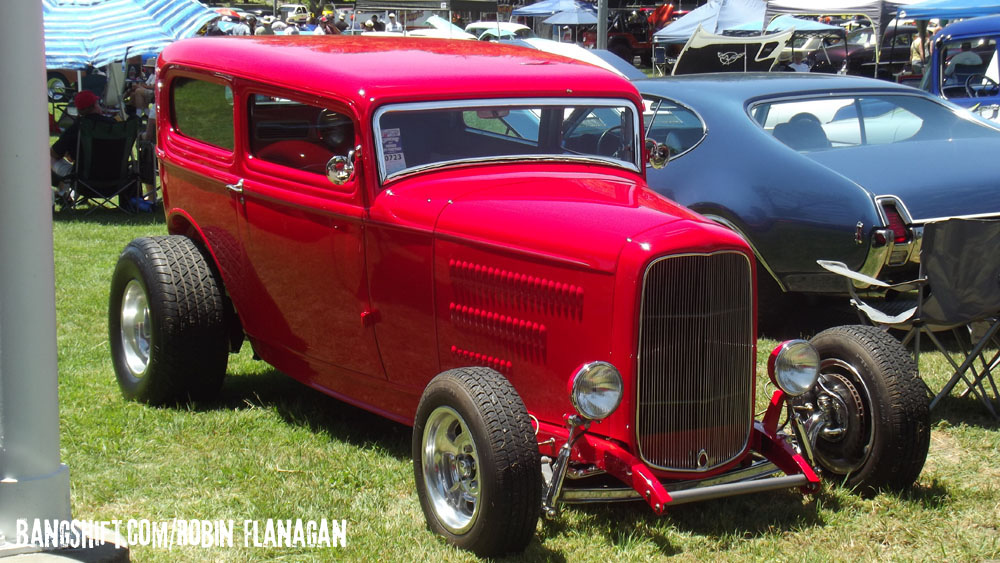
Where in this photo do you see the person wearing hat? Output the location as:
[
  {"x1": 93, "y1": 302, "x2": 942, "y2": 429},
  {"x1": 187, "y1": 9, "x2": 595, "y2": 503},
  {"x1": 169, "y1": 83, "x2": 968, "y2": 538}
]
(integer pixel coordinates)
[
  {"x1": 126, "y1": 56, "x2": 157, "y2": 119},
  {"x1": 363, "y1": 19, "x2": 375, "y2": 32},
  {"x1": 335, "y1": 12, "x2": 349, "y2": 32},
  {"x1": 385, "y1": 12, "x2": 402, "y2": 32},
  {"x1": 315, "y1": 15, "x2": 341, "y2": 35},
  {"x1": 50, "y1": 90, "x2": 115, "y2": 187}
]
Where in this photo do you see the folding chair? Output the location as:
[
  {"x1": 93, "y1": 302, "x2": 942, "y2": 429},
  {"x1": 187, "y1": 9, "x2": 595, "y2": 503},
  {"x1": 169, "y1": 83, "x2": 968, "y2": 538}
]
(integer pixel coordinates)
[
  {"x1": 64, "y1": 116, "x2": 142, "y2": 213},
  {"x1": 818, "y1": 217, "x2": 1000, "y2": 418}
]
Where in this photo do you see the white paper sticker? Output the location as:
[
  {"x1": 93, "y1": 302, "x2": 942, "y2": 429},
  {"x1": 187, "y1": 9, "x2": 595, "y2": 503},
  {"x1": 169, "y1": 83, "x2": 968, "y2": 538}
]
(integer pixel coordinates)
[{"x1": 381, "y1": 128, "x2": 406, "y2": 175}]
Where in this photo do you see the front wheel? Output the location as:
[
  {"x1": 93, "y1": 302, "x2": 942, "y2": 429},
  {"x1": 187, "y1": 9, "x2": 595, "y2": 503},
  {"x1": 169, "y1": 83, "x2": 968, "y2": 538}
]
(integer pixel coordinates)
[
  {"x1": 796, "y1": 325, "x2": 929, "y2": 494},
  {"x1": 412, "y1": 367, "x2": 541, "y2": 556},
  {"x1": 109, "y1": 236, "x2": 230, "y2": 404}
]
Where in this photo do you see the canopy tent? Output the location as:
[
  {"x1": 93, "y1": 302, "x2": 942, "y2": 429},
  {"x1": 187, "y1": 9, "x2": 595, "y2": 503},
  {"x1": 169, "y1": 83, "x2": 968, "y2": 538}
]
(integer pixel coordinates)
[
  {"x1": 728, "y1": 14, "x2": 843, "y2": 32},
  {"x1": 672, "y1": 25, "x2": 794, "y2": 73},
  {"x1": 43, "y1": 0, "x2": 217, "y2": 70},
  {"x1": 354, "y1": 0, "x2": 497, "y2": 12},
  {"x1": 543, "y1": 9, "x2": 599, "y2": 25},
  {"x1": 763, "y1": 0, "x2": 922, "y2": 47},
  {"x1": 654, "y1": 0, "x2": 766, "y2": 44},
  {"x1": 512, "y1": 0, "x2": 596, "y2": 18},
  {"x1": 899, "y1": 0, "x2": 1000, "y2": 20}
]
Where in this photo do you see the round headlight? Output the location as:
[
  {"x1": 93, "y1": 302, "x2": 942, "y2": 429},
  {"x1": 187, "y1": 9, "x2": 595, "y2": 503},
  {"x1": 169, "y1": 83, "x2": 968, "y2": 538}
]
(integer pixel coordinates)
[
  {"x1": 570, "y1": 362, "x2": 623, "y2": 420},
  {"x1": 768, "y1": 340, "x2": 820, "y2": 396}
]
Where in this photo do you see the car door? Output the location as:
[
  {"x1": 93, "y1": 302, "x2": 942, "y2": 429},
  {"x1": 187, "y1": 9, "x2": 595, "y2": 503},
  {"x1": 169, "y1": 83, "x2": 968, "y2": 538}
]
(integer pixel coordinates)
[{"x1": 237, "y1": 85, "x2": 384, "y2": 382}]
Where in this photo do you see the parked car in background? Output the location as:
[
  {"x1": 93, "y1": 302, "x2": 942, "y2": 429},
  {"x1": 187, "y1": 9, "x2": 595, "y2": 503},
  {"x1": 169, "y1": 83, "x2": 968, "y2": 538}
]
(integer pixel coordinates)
[
  {"x1": 921, "y1": 15, "x2": 1000, "y2": 123},
  {"x1": 108, "y1": 37, "x2": 927, "y2": 556},
  {"x1": 635, "y1": 72, "x2": 1000, "y2": 332},
  {"x1": 808, "y1": 24, "x2": 917, "y2": 77},
  {"x1": 465, "y1": 20, "x2": 535, "y2": 41}
]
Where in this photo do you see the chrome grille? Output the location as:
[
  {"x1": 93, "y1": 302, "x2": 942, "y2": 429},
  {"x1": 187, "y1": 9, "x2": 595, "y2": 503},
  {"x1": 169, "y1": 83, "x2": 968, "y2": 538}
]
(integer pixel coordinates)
[{"x1": 636, "y1": 252, "x2": 755, "y2": 472}]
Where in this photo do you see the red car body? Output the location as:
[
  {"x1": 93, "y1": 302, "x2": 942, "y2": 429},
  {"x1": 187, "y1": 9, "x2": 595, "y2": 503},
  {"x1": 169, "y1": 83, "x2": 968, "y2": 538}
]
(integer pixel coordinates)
[{"x1": 143, "y1": 36, "x2": 822, "y2": 550}]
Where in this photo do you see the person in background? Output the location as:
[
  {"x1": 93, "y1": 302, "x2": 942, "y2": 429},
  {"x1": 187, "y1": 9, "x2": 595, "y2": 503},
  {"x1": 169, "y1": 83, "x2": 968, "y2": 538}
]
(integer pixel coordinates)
[
  {"x1": 385, "y1": 12, "x2": 402, "y2": 32},
  {"x1": 789, "y1": 52, "x2": 811, "y2": 72},
  {"x1": 945, "y1": 42, "x2": 983, "y2": 76},
  {"x1": 315, "y1": 15, "x2": 341, "y2": 35},
  {"x1": 126, "y1": 57, "x2": 157, "y2": 118},
  {"x1": 370, "y1": 14, "x2": 384, "y2": 31},
  {"x1": 363, "y1": 19, "x2": 375, "y2": 33},
  {"x1": 230, "y1": 16, "x2": 251, "y2": 35},
  {"x1": 50, "y1": 90, "x2": 115, "y2": 188},
  {"x1": 335, "y1": 12, "x2": 349, "y2": 32}
]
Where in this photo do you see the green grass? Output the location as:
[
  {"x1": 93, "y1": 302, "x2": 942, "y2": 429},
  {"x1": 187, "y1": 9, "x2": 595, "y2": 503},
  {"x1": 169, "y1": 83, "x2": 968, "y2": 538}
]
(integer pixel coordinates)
[{"x1": 52, "y1": 209, "x2": 1000, "y2": 561}]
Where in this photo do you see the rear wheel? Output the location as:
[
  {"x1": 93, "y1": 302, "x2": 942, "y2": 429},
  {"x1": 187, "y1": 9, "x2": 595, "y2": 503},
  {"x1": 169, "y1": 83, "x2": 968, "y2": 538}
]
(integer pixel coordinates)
[
  {"x1": 109, "y1": 236, "x2": 230, "y2": 404},
  {"x1": 797, "y1": 325, "x2": 929, "y2": 494},
  {"x1": 413, "y1": 367, "x2": 541, "y2": 556},
  {"x1": 609, "y1": 41, "x2": 633, "y2": 63},
  {"x1": 47, "y1": 72, "x2": 71, "y2": 103}
]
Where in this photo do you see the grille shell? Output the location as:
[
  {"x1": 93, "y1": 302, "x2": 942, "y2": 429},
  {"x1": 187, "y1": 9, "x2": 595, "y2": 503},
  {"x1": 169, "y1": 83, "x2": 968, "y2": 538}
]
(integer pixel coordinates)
[{"x1": 635, "y1": 251, "x2": 755, "y2": 472}]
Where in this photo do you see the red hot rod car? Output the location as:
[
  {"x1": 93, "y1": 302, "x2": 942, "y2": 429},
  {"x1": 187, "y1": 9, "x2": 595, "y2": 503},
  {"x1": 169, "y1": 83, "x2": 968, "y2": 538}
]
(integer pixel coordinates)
[{"x1": 109, "y1": 36, "x2": 929, "y2": 556}]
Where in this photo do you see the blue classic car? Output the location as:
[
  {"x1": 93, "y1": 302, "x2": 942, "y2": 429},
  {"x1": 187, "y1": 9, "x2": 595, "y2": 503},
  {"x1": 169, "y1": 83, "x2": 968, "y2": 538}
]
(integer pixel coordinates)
[
  {"x1": 635, "y1": 73, "x2": 1000, "y2": 330},
  {"x1": 921, "y1": 15, "x2": 1000, "y2": 123}
]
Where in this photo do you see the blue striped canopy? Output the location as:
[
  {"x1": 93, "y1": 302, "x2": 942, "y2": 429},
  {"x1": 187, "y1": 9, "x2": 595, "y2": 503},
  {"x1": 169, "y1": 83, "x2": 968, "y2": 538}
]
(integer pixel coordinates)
[{"x1": 43, "y1": 0, "x2": 218, "y2": 69}]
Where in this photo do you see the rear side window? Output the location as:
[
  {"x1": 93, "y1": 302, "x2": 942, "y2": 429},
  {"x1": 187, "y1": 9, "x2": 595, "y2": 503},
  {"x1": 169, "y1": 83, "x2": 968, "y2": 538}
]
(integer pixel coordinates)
[
  {"x1": 248, "y1": 94, "x2": 355, "y2": 176},
  {"x1": 641, "y1": 95, "x2": 705, "y2": 160},
  {"x1": 172, "y1": 77, "x2": 234, "y2": 150},
  {"x1": 751, "y1": 94, "x2": 1000, "y2": 152}
]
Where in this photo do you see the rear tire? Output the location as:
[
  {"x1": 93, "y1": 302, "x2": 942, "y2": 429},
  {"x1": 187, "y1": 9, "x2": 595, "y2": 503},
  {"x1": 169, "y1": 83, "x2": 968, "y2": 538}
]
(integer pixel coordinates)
[
  {"x1": 109, "y1": 236, "x2": 229, "y2": 404},
  {"x1": 47, "y1": 72, "x2": 70, "y2": 103},
  {"x1": 412, "y1": 367, "x2": 541, "y2": 556},
  {"x1": 799, "y1": 325, "x2": 929, "y2": 494}
]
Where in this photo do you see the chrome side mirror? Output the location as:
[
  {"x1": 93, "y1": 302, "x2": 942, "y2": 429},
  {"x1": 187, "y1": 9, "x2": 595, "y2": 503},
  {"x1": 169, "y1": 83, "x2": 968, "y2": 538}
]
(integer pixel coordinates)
[
  {"x1": 327, "y1": 145, "x2": 360, "y2": 185},
  {"x1": 645, "y1": 138, "x2": 670, "y2": 169}
]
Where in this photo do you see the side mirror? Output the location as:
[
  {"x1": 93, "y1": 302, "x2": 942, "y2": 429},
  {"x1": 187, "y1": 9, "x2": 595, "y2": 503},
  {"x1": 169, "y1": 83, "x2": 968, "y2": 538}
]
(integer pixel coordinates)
[
  {"x1": 327, "y1": 145, "x2": 360, "y2": 185},
  {"x1": 645, "y1": 138, "x2": 670, "y2": 169}
]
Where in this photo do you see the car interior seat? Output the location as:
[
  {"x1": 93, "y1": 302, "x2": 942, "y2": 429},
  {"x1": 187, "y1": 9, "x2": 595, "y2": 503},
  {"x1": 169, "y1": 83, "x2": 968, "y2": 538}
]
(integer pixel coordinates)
[{"x1": 772, "y1": 113, "x2": 831, "y2": 150}]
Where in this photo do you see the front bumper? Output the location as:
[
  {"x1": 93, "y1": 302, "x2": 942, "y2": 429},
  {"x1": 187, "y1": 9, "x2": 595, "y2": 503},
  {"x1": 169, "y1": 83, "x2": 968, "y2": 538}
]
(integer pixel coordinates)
[{"x1": 539, "y1": 390, "x2": 821, "y2": 515}]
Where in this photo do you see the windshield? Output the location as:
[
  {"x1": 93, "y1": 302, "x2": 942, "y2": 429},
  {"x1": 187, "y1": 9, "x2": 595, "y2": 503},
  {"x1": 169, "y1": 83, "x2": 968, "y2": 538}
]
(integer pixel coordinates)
[
  {"x1": 751, "y1": 94, "x2": 1000, "y2": 151},
  {"x1": 374, "y1": 98, "x2": 640, "y2": 182}
]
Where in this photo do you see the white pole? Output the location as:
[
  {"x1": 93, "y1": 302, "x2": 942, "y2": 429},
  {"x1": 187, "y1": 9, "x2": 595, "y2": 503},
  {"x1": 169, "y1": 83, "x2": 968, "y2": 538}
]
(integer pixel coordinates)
[{"x1": 0, "y1": 0, "x2": 72, "y2": 547}]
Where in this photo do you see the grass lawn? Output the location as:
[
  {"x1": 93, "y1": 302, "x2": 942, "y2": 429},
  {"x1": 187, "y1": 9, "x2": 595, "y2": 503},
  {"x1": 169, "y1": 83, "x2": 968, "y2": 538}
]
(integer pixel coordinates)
[{"x1": 52, "y1": 208, "x2": 999, "y2": 561}]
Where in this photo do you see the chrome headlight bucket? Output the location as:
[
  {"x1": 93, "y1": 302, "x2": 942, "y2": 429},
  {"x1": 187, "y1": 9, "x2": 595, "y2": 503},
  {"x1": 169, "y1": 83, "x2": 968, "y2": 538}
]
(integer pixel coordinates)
[
  {"x1": 570, "y1": 361, "x2": 624, "y2": 421},
  {"x1": 768, "y1": 340, "x2": 820, "y2": 397}
]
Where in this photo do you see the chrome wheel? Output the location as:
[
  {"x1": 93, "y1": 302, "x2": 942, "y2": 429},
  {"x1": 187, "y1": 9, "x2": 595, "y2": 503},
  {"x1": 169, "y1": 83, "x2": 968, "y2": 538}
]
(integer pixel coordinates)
[
  {"x1": 120, "y1": 279, "x2": 151, "y2": 377},
  {"x1": 421, "y1": 406, "x2": 481, "y2": 534}
]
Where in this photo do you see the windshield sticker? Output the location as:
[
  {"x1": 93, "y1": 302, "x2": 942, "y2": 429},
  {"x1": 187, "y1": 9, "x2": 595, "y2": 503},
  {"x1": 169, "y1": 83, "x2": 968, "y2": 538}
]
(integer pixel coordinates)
[{"x1": 382, "y1": 128, "x2": 406, "y2": 175}]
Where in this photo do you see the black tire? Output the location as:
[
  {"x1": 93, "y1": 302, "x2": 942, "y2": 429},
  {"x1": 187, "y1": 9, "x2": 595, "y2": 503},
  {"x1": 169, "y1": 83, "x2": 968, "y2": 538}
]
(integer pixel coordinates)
[
  {"x1": 609, "y1": 41, "x2": 633, "y2": 63},
  {"x1": 47, "y1": 72, "x2": 70, "y2": 103},
  {"x1": 798, "y1": 325, "x2": 929, "y2": 494},
  {"x1": 109, "y1": 236, "x2": 230, "y2": 404},
  {"x1": 412, "y1": 367, "x2": 541, "y2": 556}
]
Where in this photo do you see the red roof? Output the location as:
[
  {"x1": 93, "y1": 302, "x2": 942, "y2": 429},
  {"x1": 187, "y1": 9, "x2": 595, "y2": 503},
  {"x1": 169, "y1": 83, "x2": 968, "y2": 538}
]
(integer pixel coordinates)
[{"x1": 160, "y1": 36, "x2": 641, "y2": 116}]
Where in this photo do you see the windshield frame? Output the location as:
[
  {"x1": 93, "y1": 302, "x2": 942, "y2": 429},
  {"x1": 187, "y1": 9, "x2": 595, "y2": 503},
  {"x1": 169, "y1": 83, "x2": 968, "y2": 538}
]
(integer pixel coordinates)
[{"x1": 372, "y1": 97, "x2": 642, "y2": 184}]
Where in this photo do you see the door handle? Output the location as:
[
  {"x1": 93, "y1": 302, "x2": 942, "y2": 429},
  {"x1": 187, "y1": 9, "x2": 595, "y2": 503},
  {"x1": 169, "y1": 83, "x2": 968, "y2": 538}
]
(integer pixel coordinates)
[{"x1": 225, "y1": 179, "x2": 244, "y2": 194}]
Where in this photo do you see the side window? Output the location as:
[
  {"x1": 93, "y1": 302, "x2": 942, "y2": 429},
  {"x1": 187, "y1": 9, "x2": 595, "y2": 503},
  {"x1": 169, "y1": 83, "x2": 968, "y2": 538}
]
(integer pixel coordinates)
[
  {"x1": 248, "y1": 94, "x2": 355, "y2": 176},
  {"x1": 172, "y1": 78, "x2": 234, "y2": 150},
  {"x1": 642, "y1": 95, "x2": 705, "y2": 160}
]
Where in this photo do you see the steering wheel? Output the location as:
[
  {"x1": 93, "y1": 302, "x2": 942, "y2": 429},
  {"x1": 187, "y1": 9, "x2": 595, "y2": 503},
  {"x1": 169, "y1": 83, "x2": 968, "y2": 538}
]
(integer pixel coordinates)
[
  {"x1": 966, "y1": 74, "x2": 1000, "y2": 98},
  {"x1": 596, "y1": 126, "x2": 623, "y2": 158}
]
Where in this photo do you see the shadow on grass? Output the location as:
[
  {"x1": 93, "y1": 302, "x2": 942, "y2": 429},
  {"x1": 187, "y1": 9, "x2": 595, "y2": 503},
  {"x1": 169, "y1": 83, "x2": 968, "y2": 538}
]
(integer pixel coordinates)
[
  {"x1": 760, "y1": 297, "x2": 864, "y2": 341},
  {"x1": 191, "y1": 367, "x2": 412, "y2": 461},
  {"x1": 52, "y1": 203, "x2": 166, "y2": 226},
  {"x1": 533, "y1": 489, "x2": 830, "y2": 557},
  {"x1": 931, "y1": 393, "x2": 1000, "y2": 429}
]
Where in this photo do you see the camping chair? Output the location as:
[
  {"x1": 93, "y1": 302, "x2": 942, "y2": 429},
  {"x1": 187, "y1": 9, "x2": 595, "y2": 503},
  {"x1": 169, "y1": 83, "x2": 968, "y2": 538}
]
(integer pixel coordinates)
[
  {"x1": 818, "y1": 217, "x2": 1000, "y2": 418},
  {"x1": 64, "y1": 116, "x2": 142, "y2": 213}
]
